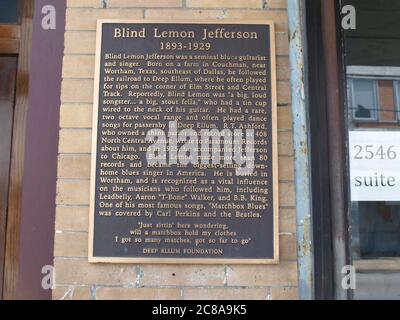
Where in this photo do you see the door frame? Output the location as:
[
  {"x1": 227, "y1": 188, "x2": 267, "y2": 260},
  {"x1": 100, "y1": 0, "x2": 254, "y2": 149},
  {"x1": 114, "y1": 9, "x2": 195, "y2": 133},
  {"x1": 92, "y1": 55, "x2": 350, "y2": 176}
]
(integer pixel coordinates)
[
  {"x1": 0, "y1": 55, "x2": 18, "y2": 299},
  {"x1": 306, "y1": 0, "x2": 351, "y2": 300},
  {"x1": 0, "y1": 0, "x2": 33, "y2": 300}
]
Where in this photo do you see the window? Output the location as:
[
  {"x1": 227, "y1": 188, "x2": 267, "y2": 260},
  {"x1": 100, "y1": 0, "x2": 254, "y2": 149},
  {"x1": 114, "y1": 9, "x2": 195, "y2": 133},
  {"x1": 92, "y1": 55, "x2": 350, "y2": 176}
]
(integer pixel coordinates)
[
  {"x1": 348, "y1": 78, "x2": 379, "y2": 121},
  {"x1": 0, "y1": 0, "x2": 19, "y2": 23}
]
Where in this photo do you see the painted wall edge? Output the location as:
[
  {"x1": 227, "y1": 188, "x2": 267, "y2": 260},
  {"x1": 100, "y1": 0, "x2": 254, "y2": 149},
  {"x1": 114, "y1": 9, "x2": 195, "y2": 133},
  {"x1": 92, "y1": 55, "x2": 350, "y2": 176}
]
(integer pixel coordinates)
[{"x1": 16, "y1": 0, "x2": 66, "y2": 300}]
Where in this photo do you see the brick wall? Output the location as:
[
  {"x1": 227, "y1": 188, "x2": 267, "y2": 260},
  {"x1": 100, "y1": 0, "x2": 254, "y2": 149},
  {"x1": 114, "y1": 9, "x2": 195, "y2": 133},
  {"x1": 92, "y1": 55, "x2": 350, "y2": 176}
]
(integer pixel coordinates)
[{"x1": 53, "y1": 0, "x2": 297, "y2": 300}]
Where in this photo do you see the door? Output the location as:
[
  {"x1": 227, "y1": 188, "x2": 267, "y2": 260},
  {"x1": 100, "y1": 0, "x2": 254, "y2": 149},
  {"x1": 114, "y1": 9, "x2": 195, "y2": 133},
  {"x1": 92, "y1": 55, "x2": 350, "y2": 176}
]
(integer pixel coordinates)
[
  {"x1": 0, "y1": 57, "x2": 17, "y2": 298},
  {"x1": 307, "y1": 0, "x2": 400, "y2": 299},
  {"x1": 343, "y1": 0, "x2": 400, "y2": 299},
  {"x1": 0, "y1": 0, "x2": 32, "y2": 299}
]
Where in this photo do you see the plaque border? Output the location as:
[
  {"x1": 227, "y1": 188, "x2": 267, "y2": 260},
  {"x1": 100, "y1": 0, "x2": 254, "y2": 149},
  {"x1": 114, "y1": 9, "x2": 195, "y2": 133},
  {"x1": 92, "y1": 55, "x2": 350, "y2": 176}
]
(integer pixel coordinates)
[{"x1": 88, "y1": 19, "x2": 279, "y2": 265}]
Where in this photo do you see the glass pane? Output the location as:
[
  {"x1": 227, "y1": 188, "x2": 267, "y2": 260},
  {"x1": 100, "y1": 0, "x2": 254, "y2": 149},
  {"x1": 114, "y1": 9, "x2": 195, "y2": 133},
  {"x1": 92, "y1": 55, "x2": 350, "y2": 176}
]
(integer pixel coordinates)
[
  {"x1": 0, "y1": 0, "x2": 19, "y2": 23},
  {"x1": 344, "y1": 0, "x2": 400, "y2": 261},
  {"x1": 356, "y1": 202, "x2": 400, "y2": 257},
  {"x1": 352, "y1": 79, "x2": 376, "y2": 120}
]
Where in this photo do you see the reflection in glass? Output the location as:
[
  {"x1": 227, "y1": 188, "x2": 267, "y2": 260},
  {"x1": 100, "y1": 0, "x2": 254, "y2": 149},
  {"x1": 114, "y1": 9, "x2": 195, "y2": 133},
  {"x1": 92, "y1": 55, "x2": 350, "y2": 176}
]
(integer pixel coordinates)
[{"x1": 352, "y1": 202, "x2": 400, "y2": 258}]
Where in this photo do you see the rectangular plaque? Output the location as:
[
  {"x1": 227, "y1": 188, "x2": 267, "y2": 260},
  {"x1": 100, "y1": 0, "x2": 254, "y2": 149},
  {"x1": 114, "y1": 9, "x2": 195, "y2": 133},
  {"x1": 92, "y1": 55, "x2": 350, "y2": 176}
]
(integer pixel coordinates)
[{"x1": 89, "y1": 20, "x2": 279, "y2": 264}]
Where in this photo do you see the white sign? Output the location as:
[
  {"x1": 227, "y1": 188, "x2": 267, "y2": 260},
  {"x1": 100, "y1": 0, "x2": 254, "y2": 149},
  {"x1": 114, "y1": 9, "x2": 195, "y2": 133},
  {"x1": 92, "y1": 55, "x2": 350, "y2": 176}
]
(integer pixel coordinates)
[{"x1": 349, "y1": 131, "x2": 400, "y2": 201}]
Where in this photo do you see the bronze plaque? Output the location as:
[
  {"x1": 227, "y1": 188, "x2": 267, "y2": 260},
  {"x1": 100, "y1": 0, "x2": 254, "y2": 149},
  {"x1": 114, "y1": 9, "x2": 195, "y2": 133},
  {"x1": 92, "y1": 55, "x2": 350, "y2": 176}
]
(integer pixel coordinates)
[{"x1": 89, "y1": 20, "x2": 279, "y2": 264}]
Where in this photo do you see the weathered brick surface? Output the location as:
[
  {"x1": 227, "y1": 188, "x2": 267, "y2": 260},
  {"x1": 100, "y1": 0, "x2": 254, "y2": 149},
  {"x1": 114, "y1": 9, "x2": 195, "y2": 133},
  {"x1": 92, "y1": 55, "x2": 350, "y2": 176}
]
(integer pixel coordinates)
[
  {"x1": 279, "y1": 182, "x2": 295, "y2": 207},
  {"x1": 277, "y1": 107, "x2": 292, "y2": 130},
  {"x1": 224, "y1": 10, "x2": 288, "y2": 32},
  {"x1": 265, "y1": 0, "x2": 287, "y2": 9},
  {"x1": 64, "y1": 31, "x2": 96, "y2": 54},
  {"x1": 56, "y1": 180, "x2": 90, "y2": 205},
  {"x1": 278, "y1": 131, "x2": 294, "y2": 156},
  {"x1": 96, "y1": 287, "x2": 181, "y2": 300},
  {"x1": 67, "y1": 0, "x2": 102, "y2": 8},
  {"x1": 278, "y1": 156, "x2": 294, "y2": 182},
  {"x1": 54, "y1": 232, "x2": 88, "y2": 258},
  {"x1": 226, "y1": 262, "x2": 298, "y2": 287},
  {"x1": 277, "y1": 56, "x2": 290, "y2": 81},
  {"x1": 108, "y1": 0, "x2": 183, "y2": 8},
  {"x1": 66, "y1": 8, "x2": 143, "y2": 31},
  {"x1": 55, "y1": 206, "x2": 89, "y2": 232},
  {"x1": 58, "y1": 129, "x2": 92, "y2": 154},
  {"x1": 61, "y1": 79, "x2": 94, "y2": 103},
  {"x1": 145, "y1": 9, "x2": 224, "y2": 19},
  {"x1": 280, "y1": 234, "x2": 297, "y2": 261},
  {"x1": 53, "y1": 286, "x2": 93, "y2": 300},
  {"x1": 55, "y1": 0, "x2": 298, "y2": 300},
  {"x1": 183, "y1": 288, "x2": 269, "y2": 300},
  {"x1": 279, "y1": 208, "x2": 296, "y2": 234},
  {"x1": 186, "y1": 0, "x2": 262, "y2": 9},
  {"x1": 270, "y1": 286, "x2": 299, "y2": 300},
  {"x1": 277, "y1": 81, "x2": 291, "y2": 105},
  {"x1": 140, "y1": 265, "x2": 225, "y2": 287},
  {"x1": 62, "y1": 56, "x2": 95, "y2": 78},
  {"x1": 276, "y1": 33, "x2": 289, "y2": 56},
  {"x1": 60, "y1": 104, "x2": 93, "y2": 129},
  {"x1": 54, "y1": 258, "x2": 136, "y2": 285},
  {"x1": 58, "y1": 154, "x2": 91, "y2": 179}
]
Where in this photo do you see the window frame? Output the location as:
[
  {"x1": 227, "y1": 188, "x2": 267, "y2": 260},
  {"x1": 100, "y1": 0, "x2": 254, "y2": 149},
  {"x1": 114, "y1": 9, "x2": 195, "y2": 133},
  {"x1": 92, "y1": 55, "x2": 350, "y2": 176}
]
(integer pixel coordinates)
[
  {"x1": 348, "y1": 77, "x2": 380, "y2": 122},
  {"x1": 393, "y1": 80, "x2": 400, "y2": 122}
]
